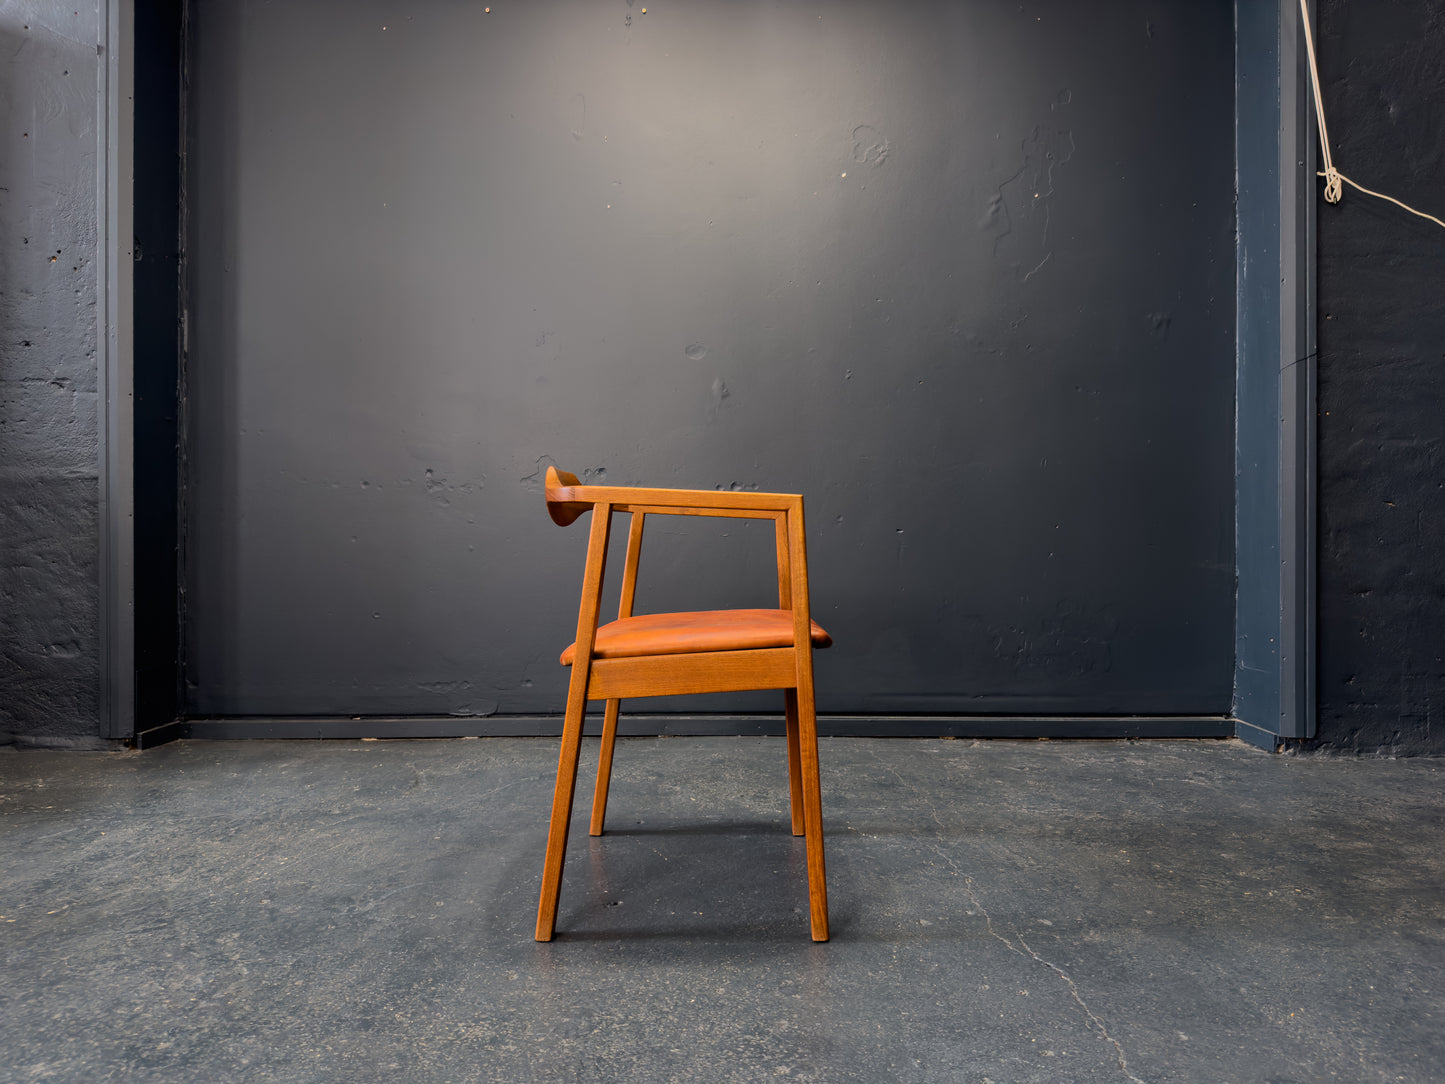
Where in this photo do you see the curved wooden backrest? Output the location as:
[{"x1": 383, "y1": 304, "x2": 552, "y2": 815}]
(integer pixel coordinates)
[{"x1": 545, "y1": 466, "x2": 594, "y2": 526}]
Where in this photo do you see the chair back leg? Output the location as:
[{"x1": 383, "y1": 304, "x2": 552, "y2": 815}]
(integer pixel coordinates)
[
  {"x1": 783, "y1": 689, "x2": 805, "y2": 837},
  {"x1": 590, "y1": 698, "x2": 623, "y2": 835},
  {"x1": 795, "y1": 668, "x2": 829, "y2": 941}
]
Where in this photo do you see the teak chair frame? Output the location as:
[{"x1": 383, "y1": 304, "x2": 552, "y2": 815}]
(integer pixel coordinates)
[{"x1": 536, "y1": 466, "x2": 829, "y2": 942}]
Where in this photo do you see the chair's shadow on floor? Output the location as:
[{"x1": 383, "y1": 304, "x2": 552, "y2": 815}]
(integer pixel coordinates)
[
  {"x1": 509, "y1": 819, "x2": 1009, "y2": 947},
  {"x1": 542, "y1": 818, "x2": 859, "y2": 944}
]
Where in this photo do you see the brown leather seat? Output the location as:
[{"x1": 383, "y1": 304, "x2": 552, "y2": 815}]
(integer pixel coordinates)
[{"x1": 561, "y1": 609, "x2": 832, "y2": 664}]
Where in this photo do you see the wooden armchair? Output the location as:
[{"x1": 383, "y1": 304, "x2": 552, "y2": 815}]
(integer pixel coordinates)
[{"x1": 536, "y1": 466, "x2": 831, "y2": 941}]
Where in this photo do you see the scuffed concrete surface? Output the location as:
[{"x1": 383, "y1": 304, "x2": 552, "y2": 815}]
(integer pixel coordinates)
[
  {"x1": 0, "y1": 4, "x2": 104, "y2": 742},
  {"x1": 2, "y1": 737, "x2": 1441, "y2": 1082}
]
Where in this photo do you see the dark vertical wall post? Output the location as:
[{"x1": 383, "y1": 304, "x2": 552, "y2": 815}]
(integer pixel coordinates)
[
  {"x1": 131, "y1": 0, "x2": 185, "y2": 732},
  {"x1": 1278, "y1": 0, "x2": 1318, "y2": 742},
  {"x1": 99, "y1": 0, "x2": 136, "y2": 740},
  {"x1": 1235, "y1": 0, "x2": 1284, "y2": 741},
  {"x1": 1234, "y1": 0, "x2": 1317, "y2": 749}
]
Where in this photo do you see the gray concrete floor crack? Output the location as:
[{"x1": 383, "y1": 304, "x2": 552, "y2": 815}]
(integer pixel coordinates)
[
  {"x1": 963, "y1": 877, "x2": 1145, "y2": 1084},
  {"x1": 1015, "y1": 931, "x2": 1145, "y2": 1084},
  {"x1": 866, "y1": 744, "x2": 949, "y2": 833},
  {"x1": 873, "y1": 742, "x2": 1143, "y2": 1082}
]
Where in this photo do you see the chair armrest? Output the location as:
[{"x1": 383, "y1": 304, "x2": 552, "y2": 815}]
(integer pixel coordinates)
[
  {"x1": 545, "y1": 466, "x2": 799, "y2": 526},
  {"x1": 611, "y1": 502, "x2": 790, "y2": 522}
]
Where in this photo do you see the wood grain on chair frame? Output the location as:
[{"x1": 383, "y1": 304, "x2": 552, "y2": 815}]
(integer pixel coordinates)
[{"x1": 535, "y1": 466, "x2": 831, "y2": 942}]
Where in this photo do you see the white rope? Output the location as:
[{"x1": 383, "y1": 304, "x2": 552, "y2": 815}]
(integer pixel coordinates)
[{"x1": 1298, "y1": 0, "x2": 1445, "y2": 230}]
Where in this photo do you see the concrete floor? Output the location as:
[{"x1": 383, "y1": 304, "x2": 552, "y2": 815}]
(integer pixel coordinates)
[{"x1": 2, "y1": 736, "x2": 1442, "y2": 1083}]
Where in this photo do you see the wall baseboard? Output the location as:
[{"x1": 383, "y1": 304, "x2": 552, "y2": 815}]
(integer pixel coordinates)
[
  {"x1": 135, "y1": 714, "x2": 1236, "y2": 748},
  {"x1": 1233, "y1": 719, "x2": 1283, "y2": 752}
]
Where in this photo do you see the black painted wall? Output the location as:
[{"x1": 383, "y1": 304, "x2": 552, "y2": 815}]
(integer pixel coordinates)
[
  {"x1": 1305, "y1": 0, "x2": 1445, "y2": 755},
  {"x1": 185, "y1": 0, "x2": 1237, "y2": 721}
]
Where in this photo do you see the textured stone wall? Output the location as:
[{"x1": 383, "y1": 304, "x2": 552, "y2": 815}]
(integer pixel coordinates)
[
  {"x1": 0, "y1": 5, "x2": 104, "y2": 745},
  {"x1": 1309, "y1": 0, "x2": 1445, "y2": 754}
]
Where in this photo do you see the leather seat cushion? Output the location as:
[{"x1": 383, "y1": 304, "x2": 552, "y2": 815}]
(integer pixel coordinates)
[{"x1": 561, "y1": 608, "x2": 832, "y2": 665}]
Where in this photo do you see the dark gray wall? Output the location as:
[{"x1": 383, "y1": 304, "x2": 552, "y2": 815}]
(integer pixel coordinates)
[
  {"x1": 1305, "y1": 0, "x2": 1445, "y2": 755},
  {"x1": 0, "y1": 5, "x2": 104, "y2": 746},
  {"x1": 187, "y1": 0, "x2": 1238, "y2": 720}
]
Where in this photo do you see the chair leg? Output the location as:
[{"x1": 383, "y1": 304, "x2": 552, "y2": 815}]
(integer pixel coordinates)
[
  {"x1": 590, "y1": 698, "x2": 622, "y2": 836},
  {"x1": 795, "y1": 676, "x2": 830, "y2": 942},
  {"x1": 783, "y1": 689, "x2": 804, "y2": 836},
  {"x1": 535, "y1": 685, "x2": 589, "y2": 941}
]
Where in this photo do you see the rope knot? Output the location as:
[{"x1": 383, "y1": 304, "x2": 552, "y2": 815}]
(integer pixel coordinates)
[{"x1": 1322, "y1": 165, "x2": 1344, "y2": 204}]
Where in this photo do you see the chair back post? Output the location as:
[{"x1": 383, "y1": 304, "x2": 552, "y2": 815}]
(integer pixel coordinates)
[
  {"x1": 785, "y1": 498, "x2": 813, "y2": 650},
  {"x1": 617, "y1": 513, "x2": 646, "y2": 620},
  {"x1": 773, "y1": 512, "x2": 793, "y2": 609}
]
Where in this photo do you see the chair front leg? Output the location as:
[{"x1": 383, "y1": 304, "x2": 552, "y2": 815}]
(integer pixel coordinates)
[
  {"x1": 536, "y1": 679, "x2": 589, "y2": 941},
  {"x1": 537, "y1": 501, "x2": 613, "y2": 941},
  {"x1": 590, "y1": 698, "x2": 622, "y2": 835}
]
